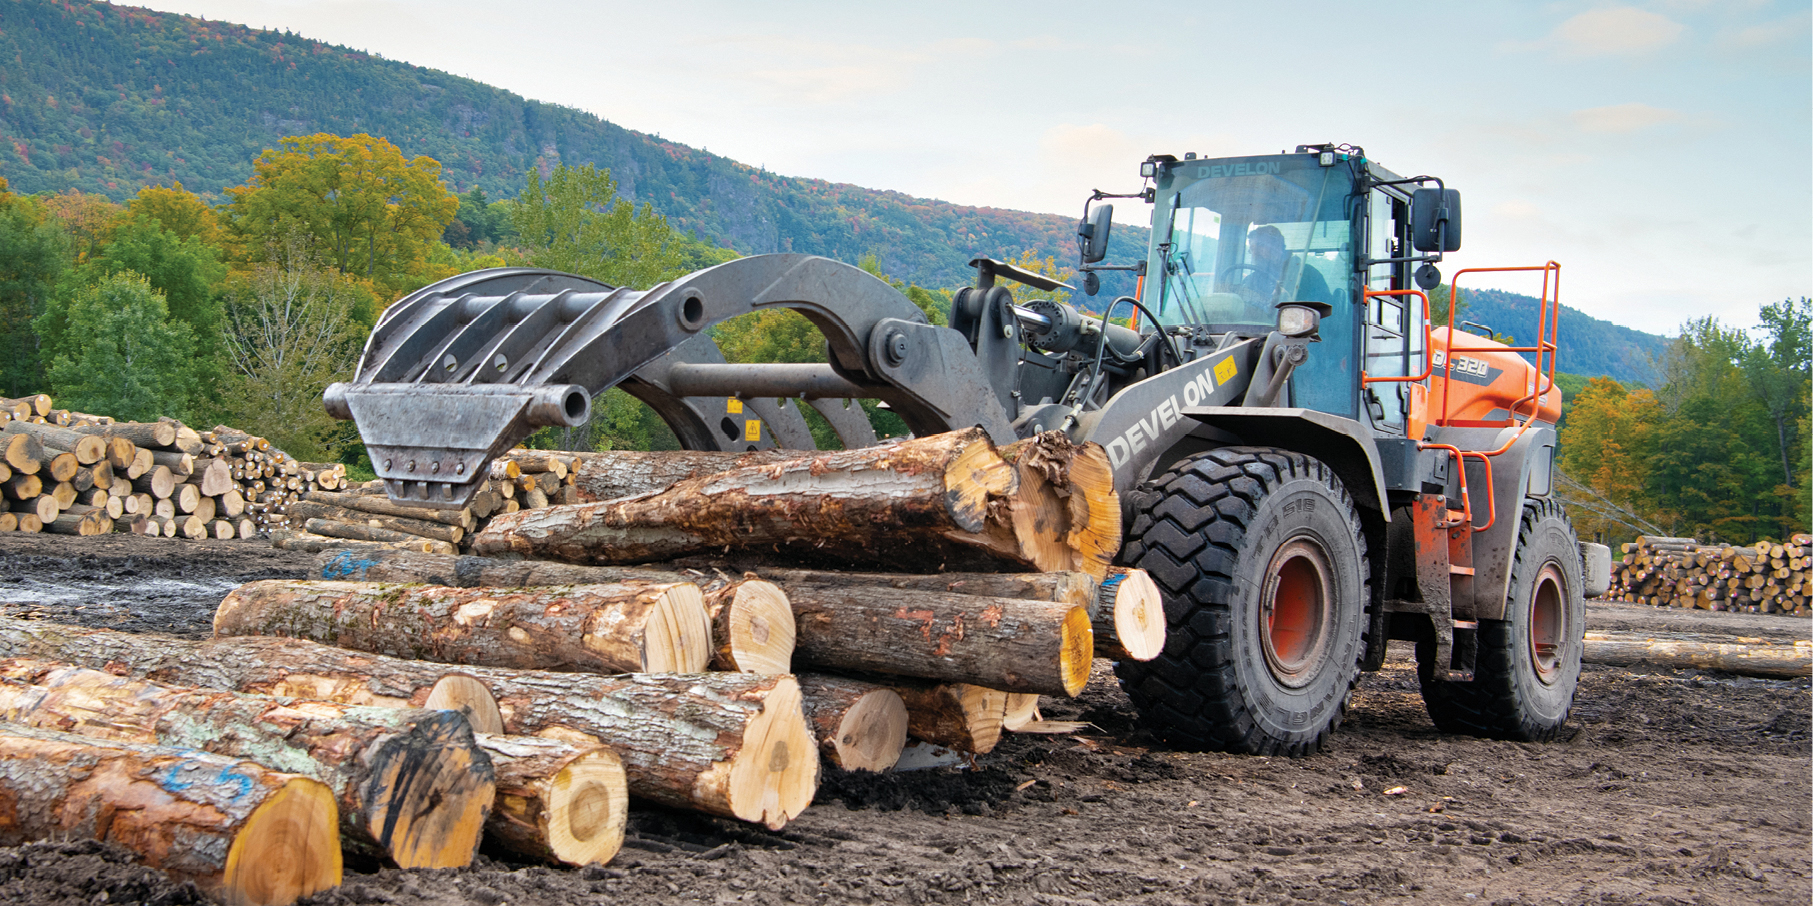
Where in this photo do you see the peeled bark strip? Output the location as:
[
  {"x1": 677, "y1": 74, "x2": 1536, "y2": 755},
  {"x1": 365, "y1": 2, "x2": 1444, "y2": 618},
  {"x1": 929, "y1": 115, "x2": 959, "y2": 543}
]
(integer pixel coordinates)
[
  {"x1": 215, "y1": 579, "x2": 712, "y2": 674},
  {"x1": 0, "y1": 619, "x2": 815, "y2": 827},
  {"x1": 797, "y1": 674, "x2": 908, "y2": 772},
  {"x1": 310, "y1": 550, "x2": 795, "y2": 674},
  {"x1": 888, "y1": 681, "x2": 1008, "y2": 754},
  {"x1": 303, "y1": 490, "x2": 476, "y2": 530},
  {"x1": 290, "y1": 501, "x2": 464, "y2": 543},
  {"x1": 1582, "y1": 632, "x2": 1811, "y2": 679},
  {"x1": 0, "y1": 659, "x2": 495, "y2": 869},
  {"x1": 477, "y1": 734, "x2": 627, "y2": 867},
  {"x1": 0, "y1": 724, "x2": 341, "y2": 906},
  {"x1": 1096, "y1": 567, "x2": 1166, "y2": 661},
  {"x1": 784, "y1": 581, "x2": 1093, "y2": 696},
  {"x1": 472, "y1": 427, "x2": 1018, "y2": 566},
  {"x1": 569, "y1": 449, "x2": 800, "y2": 502}
]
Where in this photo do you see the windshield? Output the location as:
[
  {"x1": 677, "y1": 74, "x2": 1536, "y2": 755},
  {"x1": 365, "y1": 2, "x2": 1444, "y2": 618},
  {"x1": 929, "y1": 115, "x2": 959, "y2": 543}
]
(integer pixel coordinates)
[{"x1": 1153, "y1": 157, "x2": 1356, "y2": 329}]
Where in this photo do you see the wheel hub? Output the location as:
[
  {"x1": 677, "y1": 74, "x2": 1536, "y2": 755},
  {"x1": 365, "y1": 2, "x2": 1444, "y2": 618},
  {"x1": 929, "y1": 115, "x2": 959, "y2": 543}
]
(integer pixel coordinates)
[
  {"x1": 1260, "y1": 537, "x2": 1336, "y2": 688},
  {"x1": 1529, "y1": 564, "x2": 1566, "y2": 685}
]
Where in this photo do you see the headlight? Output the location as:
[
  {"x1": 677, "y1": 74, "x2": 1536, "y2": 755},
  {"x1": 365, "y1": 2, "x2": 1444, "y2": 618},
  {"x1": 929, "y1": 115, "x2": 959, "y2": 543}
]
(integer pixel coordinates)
[{"x1": 1277, "y1": 304, "x2": 1321, "y2": 338}]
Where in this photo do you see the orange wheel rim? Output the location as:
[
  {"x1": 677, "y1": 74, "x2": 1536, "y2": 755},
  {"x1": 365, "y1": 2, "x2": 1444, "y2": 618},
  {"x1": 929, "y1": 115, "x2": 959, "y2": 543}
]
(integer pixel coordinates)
[
  {"x1": 1529, "y1": 564, "x2": 1565, "y2": 685},
  {"x1": 1260, "y1": 538, "x2": 1335, "y2": 688}
]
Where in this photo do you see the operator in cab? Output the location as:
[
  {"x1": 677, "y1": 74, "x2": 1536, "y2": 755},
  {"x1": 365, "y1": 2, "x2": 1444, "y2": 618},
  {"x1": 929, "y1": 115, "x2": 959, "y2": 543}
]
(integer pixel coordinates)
[{"x1": 1239, "y1": 225, "x2": 1332, "y2": 307}]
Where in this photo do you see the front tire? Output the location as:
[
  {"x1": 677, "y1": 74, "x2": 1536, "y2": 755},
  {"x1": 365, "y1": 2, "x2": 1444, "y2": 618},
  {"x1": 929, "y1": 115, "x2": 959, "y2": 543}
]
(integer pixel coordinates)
[
  {"x1": 1419, "y1": 497, "x2": 1584, "y2": 741},
  {"x1": 1115, "y1": 448, "x2": 1370, "y2": 755}
]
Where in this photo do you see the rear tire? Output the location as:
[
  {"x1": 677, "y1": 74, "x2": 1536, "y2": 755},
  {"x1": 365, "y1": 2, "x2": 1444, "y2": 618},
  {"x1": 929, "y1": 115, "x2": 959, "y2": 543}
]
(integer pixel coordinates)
[
  {"x1": 1114, "y1": 447, "x2": 1369, "y2": 755},
  {"x1": 1418, "y1": 497, "x2": 1584, "y2": 741}
]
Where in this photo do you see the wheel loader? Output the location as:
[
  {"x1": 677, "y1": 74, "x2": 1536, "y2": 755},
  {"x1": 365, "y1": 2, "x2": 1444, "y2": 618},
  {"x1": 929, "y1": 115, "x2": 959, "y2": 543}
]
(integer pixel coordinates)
[{"x1": 325, "y1": 141, "x2": 1614, "y2": 755}]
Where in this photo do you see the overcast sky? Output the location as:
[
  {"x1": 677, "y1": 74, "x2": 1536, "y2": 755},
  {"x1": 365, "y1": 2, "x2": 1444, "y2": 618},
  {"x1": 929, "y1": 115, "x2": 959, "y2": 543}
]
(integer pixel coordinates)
[{"x1": 136, "y1": 0, "x2": 1810, "y2": 336}]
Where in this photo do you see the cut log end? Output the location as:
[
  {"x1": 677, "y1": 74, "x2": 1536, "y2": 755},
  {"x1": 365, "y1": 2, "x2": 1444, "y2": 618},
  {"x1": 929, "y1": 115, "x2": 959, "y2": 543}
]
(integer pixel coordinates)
[
  {"x1": 542, "y1": 748, "x2": 629, "y2": 866},
  {"x1": 221, "y1": 776, "x2": 343, "y2": 906},
  {"x1": 722, "y1": 676, "x2": 817, "y2": 830},
  {"x1": 720, "y1": 579, "x2": 796, "y2": 675},
  {"x1": 363, "y1": 709, "x2": 495, "y2": 870},
  {"x1": 941, "y1": 433, "x2": 1017, "y2": 533},
  {"x1": 1104, "y1": 568, "x2": 1166, "y2": 661},
  {"x1": 831, "y1": 689, "x2": 908, "y2": 772},
  {"x1": 632, "y1": 583, "x2": 713, "y2": 673},
  {"x1": 426, "y1": 673, "x2": 506, "y2": 735}
]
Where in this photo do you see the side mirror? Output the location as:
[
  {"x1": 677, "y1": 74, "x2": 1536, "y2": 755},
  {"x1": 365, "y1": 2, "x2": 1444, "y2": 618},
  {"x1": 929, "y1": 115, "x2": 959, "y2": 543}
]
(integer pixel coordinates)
[
  {"x1": 1411, "y1": 188, "x2": 1462, "y2": 252},
  {"x1": 1080, "y1": 204, "x2": 1113, "y2": 263}
]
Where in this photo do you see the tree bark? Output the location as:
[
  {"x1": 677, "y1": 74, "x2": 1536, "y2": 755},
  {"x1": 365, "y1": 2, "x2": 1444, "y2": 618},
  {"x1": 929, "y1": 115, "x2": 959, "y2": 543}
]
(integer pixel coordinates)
[
  {"x1": 472, "y1": 427, "x2": 1018, "y2": 567},
  {"x1": 569, "y1": 449, "x2": 799, "y2": 502},
  {"x1": 214, "y1": 579, "x2": 713, "y2": 674},
  {"x1": 149, "y1": 448, "x2": 195, "y2": 476},
  {"x1": 886, "y1": 680, "x2": 1007, "y2": 754},
  {"x1": 308, "y1": 550, "x2": 795, "y2": 674},
  {"x1": 74, "y1": 420, "x2": 177, "y2": 449},
  {"x1": 727, "y1": 565, "x2": 1098, "y2": 608},
  {"x1": 303, "y1": 490, "x2": 476, "y2": 530},
  {"x1": 0, "y1": 724, "x2": 341, "y2": 906},
  {"x1": 477, "y1": 734, "x2": 626, "y2": 867},
  {"x1": 0, "y1": 659, "x2": 495, "y2": 870},
  {"x1": 301, "y1": 517, "x2": 455, "y2": 546},
  {"x1": 45, "y1": 509, "x2": 109, "y2": 535},
  {"x1": 783, "y1": 580, "x2": 1092, "y2": 696},
  {"x1": 0, "y1": 618, "x2": 816, "y2": 828},
  {"x1": 1582, "y1": 632, "x2": 1811, "y2": 679},
  {"x1": 290, "y1": 501, "x2": 464, "y2": 544},
  {"x1": 273, "y1": 534, "x2": 456, "y2": 555},
  {"x1": 2, "y1": 420, "x2": 106, "y2": 463},
  {"x1": 796, "y1": 674, "x2": 907, "y2": 772}
]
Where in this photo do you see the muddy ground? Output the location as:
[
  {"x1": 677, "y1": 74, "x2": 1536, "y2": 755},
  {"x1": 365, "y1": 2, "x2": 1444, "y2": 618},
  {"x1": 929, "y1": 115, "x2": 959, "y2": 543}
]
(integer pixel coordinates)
[{"x1": 0, "y1": 533, "x2": 1807, "y2": 906}]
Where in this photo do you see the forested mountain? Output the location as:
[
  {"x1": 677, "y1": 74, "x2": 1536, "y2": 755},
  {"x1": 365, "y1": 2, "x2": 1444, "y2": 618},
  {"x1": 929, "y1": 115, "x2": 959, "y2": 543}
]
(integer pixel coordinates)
[
  {"x1": 0, "y1": 0, "x2": 1670, "y2": 378},
  {"x1": 0, "y1": 0, "x2": 1144, "y2": 293},
  {"x1": 1461, "y1": 288, "x2": 1667, "y2": 386}
]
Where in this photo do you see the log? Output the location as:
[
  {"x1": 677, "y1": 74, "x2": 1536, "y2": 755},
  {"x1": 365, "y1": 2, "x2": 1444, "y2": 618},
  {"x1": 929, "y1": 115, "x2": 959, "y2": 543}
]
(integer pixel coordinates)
[
  {"x1": 132, "y1": 464, "x2": 175, "y2": 498},
  {"x1": 219, "y1": 487, "x2": 247, "y2": 517},
  {"x1": 0, "y1": 513, "x2": 13, "y2": 532},
  {"x1": 163, "y1": 418, "x2": 203, "y2": 454},
  {"x1": 214, "y1": 579, "x2": 713, "y2": 674},
  {"x1": 726, "y1": 565, "x2": 1098, "y2": 609},
  {"x1": 0, "y1": 619, "x2": 818, "y2": 829},
  {"x1": 1001, "y1": 692, "x2": 1089, "y2": 734},
  {"x1": 303, "y1": 517, "x2": 453, "y2": 547},
  {"x1": 45, "y1": 509, "x2": 110, "y2": 535},
  {"x1": 302, "y1": 490, "x2": 476, "y2": 530},
  {"x1": 289, "y1": 501, "x2": 463, "y2": 544},
  {"x1": 784, "y1": 580, "x2": 1092, "y2": 695},
  {"x1": 74, "y1": 419, "x2": 177, "y2": 449},
  {"x1": 569, "y1": 449, "x2": 799, "y2": 502},
  {"x1": 796, "y1": 674, "x2": 908, "y2": 772},
  {"x1": 274, "y1": 534, "x2": 456, "y2": 555},
  {"x1": 472, "y1": 427, "x2": 1019, "y2": 566},
  {"x1": 174, "y1": 481, "x2": 202, "y2": 513},
  {"x1": 45, "y1": 450, "x2": 78, "y2": 482},
  {"x1": 0, "y1": 723, "x2": 341, "y2": 905},
  {"x1": 477, "y1": 734, "x2": 626, "y2": 867},
  {"x1": 1, "y1": 431, "x2": 44, "y2": 474},
  {"x1": 196, "y1": 456, "x2": 234, "y2": 495},
  {"x1": 995, "y1": 432, "x2": 1120, "y2": 580},
  {"x1": 126, "y1": 445, "x2": 154, "y2": 479},
  {"x1": 114, "y1": 514, "x2": 151, "y2": 534},
  {"x1": 1582, "y1": 632, "x2": 1811, "y2": 679},
  {"x1": 11, "y1": 495, "x2": 58, "y2": 525},
  {"x1": 1095, "y1": 567, "x2": 1166, "y2": 661},
  {"x1": 501, "y1": 452, "x2": 570, "y2": 479},
  {"x1": 46, "y1": 478, "x2": 76, "y2": 509},
  {"x1": 14, "y1": 513, "x2": 40, "y2": 533},
  {"x1": 0, "y1": 659, "x2": 496, "y2": 869},
  {"x1": 1, "y1": 420, "x2": 107, "y2": 463},
  {"x1": 311, "y1": 551, "x2": 797, "y2": 675},
  {"x1": 3, "y1": 472, "x2": 41, "y2": 500},
  {"x1": 888, "y1": 680, "x2": 1007, "y2": 754},
  {"x1": 149, "y1": 448, "x2": 195, "y2": 476}
]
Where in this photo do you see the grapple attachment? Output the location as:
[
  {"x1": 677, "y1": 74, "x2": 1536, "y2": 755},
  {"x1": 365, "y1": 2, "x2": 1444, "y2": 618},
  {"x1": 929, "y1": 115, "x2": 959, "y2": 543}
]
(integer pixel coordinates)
[{"x1": 326, "y1": 255, "x2": 1015, "y2": 509}]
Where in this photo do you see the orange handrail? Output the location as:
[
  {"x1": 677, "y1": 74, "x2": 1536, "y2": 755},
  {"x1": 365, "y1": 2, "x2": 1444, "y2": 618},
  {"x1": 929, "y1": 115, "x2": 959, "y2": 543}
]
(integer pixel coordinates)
[
  {"x1": 1434, "y1": 262, "x2": 1562, "y2": 460},
  {"x1": 1360, "y1": 288, "x2": 1433, "y2": 384}
]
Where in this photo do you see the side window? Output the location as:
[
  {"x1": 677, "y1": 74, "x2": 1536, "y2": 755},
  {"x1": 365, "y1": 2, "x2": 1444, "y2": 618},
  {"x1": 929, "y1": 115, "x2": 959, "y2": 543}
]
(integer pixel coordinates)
[{"x1": 1365, "y1": 191, "x2": 1409, "y2": 431}]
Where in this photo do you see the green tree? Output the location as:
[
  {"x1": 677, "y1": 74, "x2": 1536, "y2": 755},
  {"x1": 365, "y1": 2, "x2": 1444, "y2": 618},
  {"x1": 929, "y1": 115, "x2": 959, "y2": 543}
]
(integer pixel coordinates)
[
  {"x1": 1742, "y1": 298, "x2": 1812, "y2": 535},
  {"x1": 38, "y1": 272, "x2": 198, "y2": 422},
  {"x1": 217, "y1": 234, "x2": 373, "y2": 461},
  {"x1": 0, "y1": 181, "x2": 68, "y2": 396},
  {"x1": 224, "y1": 133, "x2": 459, "y2": 298},
  {"x1": 509, "y1": 164, "x2": 684, "y2": 287}
]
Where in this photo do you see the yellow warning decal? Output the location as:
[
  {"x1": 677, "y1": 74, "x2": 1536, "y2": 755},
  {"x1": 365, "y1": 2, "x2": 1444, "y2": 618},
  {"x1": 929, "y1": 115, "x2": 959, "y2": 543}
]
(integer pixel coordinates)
[
  {"x1": 745, "y1": 419, "x2": 762, "y2": 442},
  {"x1": 1213, "y1": 356, "x2": 1238, "y2": 385},
  {"x1": 726, "y1": 399, "x2": 743, "y2": 414}
]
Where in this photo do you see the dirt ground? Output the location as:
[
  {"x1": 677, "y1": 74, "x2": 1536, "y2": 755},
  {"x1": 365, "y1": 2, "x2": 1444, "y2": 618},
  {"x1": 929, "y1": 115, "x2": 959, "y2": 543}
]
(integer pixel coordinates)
[{"x1": 0, "y1": 533, "x2": 1807, "y2": 906}]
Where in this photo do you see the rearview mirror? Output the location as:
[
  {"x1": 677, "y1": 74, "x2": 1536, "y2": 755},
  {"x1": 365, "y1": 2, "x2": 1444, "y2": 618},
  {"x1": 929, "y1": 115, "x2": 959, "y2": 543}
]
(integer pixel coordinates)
[
  {"x1": 1080, "y1": 204, "x2": 1113, "y2": 263},
  {"x1": 1411, "y1": 188, "x2": 1462, "y2": 252}
]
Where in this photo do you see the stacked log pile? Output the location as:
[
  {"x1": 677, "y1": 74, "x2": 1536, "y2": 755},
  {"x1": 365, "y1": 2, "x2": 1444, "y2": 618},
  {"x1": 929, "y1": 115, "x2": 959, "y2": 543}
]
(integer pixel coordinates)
[
  {"x1": 0, "y1": 394, "x2": 345, "y2": 540},
  {"x1": 1609, "y1": 534, "x2": 1811, "y2": 616}
]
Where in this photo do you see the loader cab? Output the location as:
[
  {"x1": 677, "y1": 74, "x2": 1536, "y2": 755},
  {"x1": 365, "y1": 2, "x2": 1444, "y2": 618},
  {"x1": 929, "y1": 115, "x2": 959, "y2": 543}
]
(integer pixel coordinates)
[{"x1": 1145, "y1": 148, "x2": 1413, "y2": 422}]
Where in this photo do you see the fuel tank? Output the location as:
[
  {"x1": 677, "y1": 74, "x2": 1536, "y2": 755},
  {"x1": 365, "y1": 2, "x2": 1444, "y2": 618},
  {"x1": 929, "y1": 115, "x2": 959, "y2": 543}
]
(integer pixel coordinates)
[{"x1": 1428, "y1": 327, "x2": 1562, "y2": 426}]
